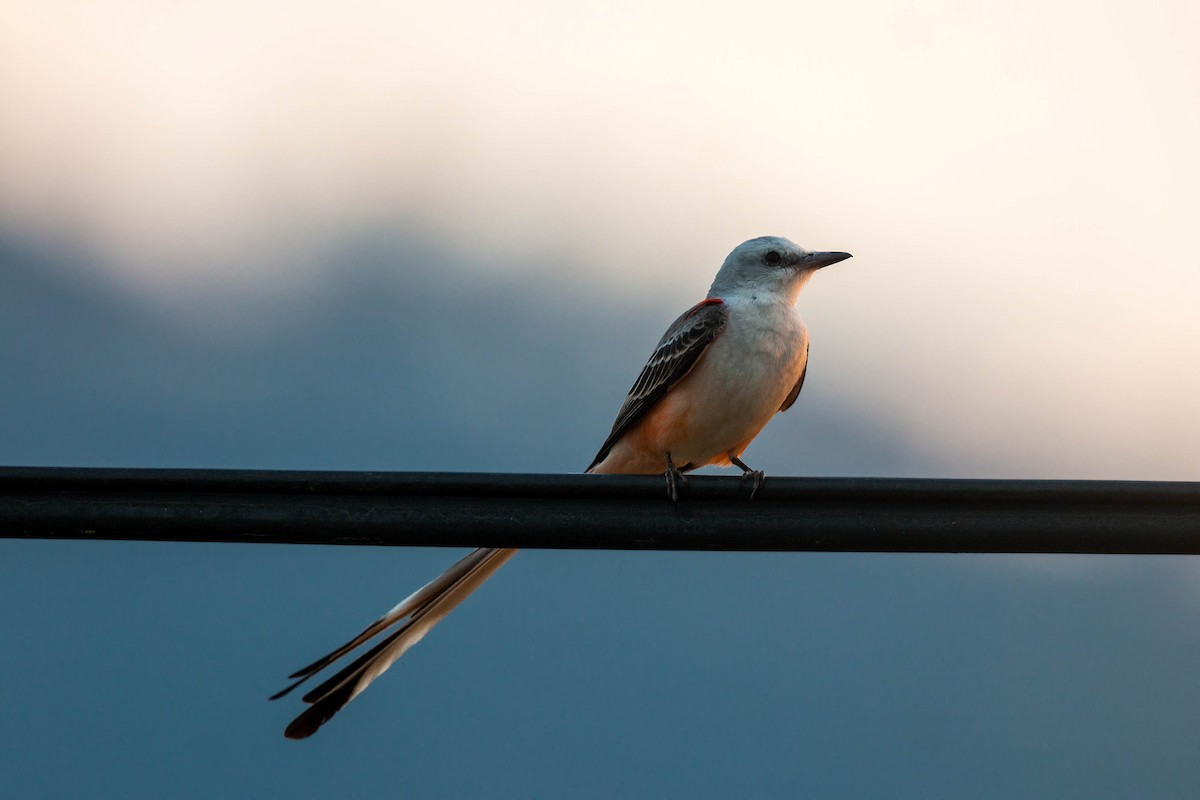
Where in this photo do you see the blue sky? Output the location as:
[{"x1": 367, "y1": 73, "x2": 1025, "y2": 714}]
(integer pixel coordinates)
[
  {"x1": 3, "y1": 1, "x2": 1200, "y2": 796},
  {"x1": 4, "y1": 234, "x2": 1200, "y2": 798}
]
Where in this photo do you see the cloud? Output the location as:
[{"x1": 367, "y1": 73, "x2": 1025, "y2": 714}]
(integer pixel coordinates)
[{"x1": 4, "y1": 0, "x2": 1199, "y2": 481}]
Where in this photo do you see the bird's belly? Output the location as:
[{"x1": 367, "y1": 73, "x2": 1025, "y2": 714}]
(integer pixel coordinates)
[
  {"x1": 640, "y1": 335, "x2": 805, "y2": 469},
  {"x1": 659, "y1": 369, "x2": 781, "y2": 465},
  {"x1": 590, "y1": 302, "x2": 808, "y2": 475}
]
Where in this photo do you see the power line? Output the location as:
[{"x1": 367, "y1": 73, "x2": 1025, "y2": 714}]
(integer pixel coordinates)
[{"x1": 3, "y1": 466, "x2": 1199, "y2": 553}]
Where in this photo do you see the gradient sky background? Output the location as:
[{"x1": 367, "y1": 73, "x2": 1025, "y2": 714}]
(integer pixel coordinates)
[{"x1": 2, "y1": 1, "x2": 1200, "y2": 797}]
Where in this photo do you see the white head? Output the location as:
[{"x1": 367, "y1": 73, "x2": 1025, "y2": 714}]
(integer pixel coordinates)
[{"x1": 708, "y1": 236, "x2": 851, "y2": 304}]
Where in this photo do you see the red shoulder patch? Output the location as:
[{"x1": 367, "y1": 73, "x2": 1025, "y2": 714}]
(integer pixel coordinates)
[{"x1": 683, "y1": 297, "x2": 724, "y2": 319}]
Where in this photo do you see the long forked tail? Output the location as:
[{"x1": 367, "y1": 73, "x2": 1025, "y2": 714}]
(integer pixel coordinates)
[{"x1": 272, "y1": 547, "x2": 518, "y2": 739}]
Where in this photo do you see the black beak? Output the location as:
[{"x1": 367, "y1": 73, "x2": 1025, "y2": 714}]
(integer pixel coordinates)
[{"x1": 801, "y1": 251, "x2": 853, "y2": 269}]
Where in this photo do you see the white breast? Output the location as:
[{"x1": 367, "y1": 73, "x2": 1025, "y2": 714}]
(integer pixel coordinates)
[{"x1": 665, "y1": 295, "x2": 809, "y2": 467}]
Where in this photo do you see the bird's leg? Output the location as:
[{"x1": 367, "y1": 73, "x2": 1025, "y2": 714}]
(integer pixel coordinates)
[
  {"x1": 664, "y1": 452, "x2": 688, "y2": 504},
  {"x1": 729, "y1": 455, "x2": 765, "y2": 499}
]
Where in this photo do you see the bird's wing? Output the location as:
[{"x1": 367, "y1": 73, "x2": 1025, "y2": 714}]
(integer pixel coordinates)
[
  {"x1": 586, "y1": 299, "x2": 729, "y2": 471},
  {"x1": 779, "y1": 341, "x2": 809, "y2": 412},
  {"x1": 272, "y1": 546, "x2": 516, "y2": 738}
]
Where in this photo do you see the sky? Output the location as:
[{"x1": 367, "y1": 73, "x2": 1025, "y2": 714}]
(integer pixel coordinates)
[{"x1": 2, "y1": 1, "x2": 1200, "y2": 797}]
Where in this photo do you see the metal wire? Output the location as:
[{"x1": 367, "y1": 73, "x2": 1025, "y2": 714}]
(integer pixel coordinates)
[{"x1": 2, "y1": 466, "x2": 1199, "y2": 553}]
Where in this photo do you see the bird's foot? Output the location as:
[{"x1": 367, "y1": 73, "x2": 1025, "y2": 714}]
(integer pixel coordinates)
[
  {"x1": 730, "y1": 455, "x2": 765, "y2": 499},
  {"x1": 664, "y1": 453, "x2": 689, "y2": 505}
]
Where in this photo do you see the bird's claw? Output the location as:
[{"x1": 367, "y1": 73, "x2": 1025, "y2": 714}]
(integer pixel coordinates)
[
  {"x1": 664, "y1": 454, "x2": 688, "y2": 505},
  {"x1": 739, "y1": 469, "x2": 765, "y2": 499},
  {"x1": 729, "y1": 455, "x2": 765, "y2": 499}
]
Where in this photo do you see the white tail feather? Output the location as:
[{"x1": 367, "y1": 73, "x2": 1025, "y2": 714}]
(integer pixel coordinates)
[{"x1": 279, "y1": 547, "x2": 517, "y2": 738}]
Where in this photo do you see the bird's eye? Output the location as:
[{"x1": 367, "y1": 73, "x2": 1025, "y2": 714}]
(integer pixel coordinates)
[{"x1": 764, "y1": 250, "x2": 782, "y2": 265}]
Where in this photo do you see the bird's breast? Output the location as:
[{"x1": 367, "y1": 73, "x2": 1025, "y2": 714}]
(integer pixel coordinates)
[
  {"x1": 591, "y1": 299, "x2": 810, "y2": 474},
  {"x1": 710, "y1": 300, "x2": 808, "y2": 404},
  {"x1": 654, "y1": 300, "x2": 807, "y2": 465}
]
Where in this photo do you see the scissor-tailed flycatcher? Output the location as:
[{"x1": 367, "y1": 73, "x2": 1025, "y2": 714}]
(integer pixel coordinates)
[{"x1": 273, "y1": 236, "x2": 851, "y2": 738}]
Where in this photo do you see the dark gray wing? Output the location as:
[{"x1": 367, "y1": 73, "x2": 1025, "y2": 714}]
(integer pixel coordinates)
[
  {"x1": 779, "y1": 341, "x2": 809, "y2": 412},
  {"x1": 586, "y1": 299, "x2": 729, "y2": 471}
]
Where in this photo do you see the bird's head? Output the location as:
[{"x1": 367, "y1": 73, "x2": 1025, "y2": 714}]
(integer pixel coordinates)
[{"x1": 708, "y1": 236, "x2": 851, "y2": 303}]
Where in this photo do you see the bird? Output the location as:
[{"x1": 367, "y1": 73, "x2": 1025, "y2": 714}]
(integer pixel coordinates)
[{"x1": 272, "y1": 236, "x2": 851, "y2": 738}]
